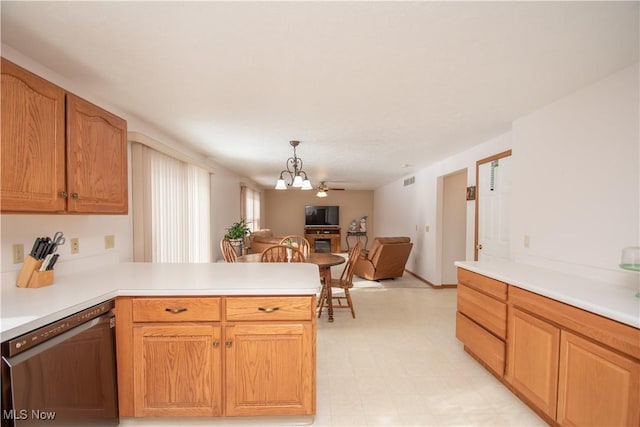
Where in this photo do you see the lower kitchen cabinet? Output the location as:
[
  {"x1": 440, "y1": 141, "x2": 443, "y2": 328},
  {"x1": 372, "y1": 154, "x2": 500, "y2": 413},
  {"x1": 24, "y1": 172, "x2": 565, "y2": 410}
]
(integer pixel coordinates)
[
  {"x1": 456, "y1": 267, "x2": 640, "y2": 427},
  {"x1": 225, "y1": 323, "x2": 314, "y2": 416},
  {"x1": 506, "y1": 307, "x2": 560, "y2": 420},
  {"x1": 133, "y1": 324, "x2": 222, "y2": 417},
  {"x1": 115, "y1": 295, "x2": 316, "y2": 418},
  {"x1": 557, "y1": 331, "x2": 639, "y2": 427},
  {"x1": 455, "y1": 269, "x2": 508, "y2": 377}
]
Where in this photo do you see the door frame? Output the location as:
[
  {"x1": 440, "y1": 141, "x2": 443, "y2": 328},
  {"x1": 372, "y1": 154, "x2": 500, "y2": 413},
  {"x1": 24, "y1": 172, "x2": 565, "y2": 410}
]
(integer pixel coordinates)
[{"x1": 474, "y1": 149, "x2": 512, "y2": 261}]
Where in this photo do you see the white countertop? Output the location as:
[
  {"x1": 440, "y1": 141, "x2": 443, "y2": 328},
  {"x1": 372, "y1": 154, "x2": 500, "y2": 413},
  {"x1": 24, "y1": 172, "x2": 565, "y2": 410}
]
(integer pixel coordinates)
[
  {"x1": 0, "y1": 262, "x2": 321, "y2": 341},
  {"x1": 455, "y1": 260, "x2": 640, "y2": 329}
]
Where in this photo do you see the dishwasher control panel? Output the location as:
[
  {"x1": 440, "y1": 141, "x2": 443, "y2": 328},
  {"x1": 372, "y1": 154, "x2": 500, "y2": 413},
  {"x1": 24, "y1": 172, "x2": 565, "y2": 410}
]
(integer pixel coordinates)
[{"x1": 6, "y1": 299, "x2": 114, "y2": 357}]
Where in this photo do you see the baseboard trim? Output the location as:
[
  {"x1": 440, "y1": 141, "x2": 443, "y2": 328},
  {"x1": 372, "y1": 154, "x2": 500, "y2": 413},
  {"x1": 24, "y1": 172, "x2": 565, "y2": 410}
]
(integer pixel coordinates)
[{"x1": 404, "y1": 270, "x2": 457, "y2": 289}]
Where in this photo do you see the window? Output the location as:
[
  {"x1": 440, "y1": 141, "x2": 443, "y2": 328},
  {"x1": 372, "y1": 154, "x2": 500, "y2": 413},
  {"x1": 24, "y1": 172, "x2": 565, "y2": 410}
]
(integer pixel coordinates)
[
  {"x1": 241, "y1": 185, "x2": 261, "y2": 232},
  {"x1": 132, "y1": 143, "x2": 211, "y2": 262}
]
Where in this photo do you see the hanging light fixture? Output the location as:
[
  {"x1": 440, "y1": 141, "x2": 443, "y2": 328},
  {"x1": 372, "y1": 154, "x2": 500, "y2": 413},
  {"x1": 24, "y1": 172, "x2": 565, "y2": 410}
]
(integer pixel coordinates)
[
  {"x1": 275, "y1": 140, "x2": 313, "y2": 190},
  {"x1": 316, "y1": 182, "x2": 328, "y2": 198}
]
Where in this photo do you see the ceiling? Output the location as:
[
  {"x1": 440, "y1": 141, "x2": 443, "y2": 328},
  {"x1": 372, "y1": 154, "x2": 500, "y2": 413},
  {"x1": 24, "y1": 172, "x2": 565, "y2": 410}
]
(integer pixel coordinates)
[{"x1": 1, "y1": 1, "x2": 638, "y2": 190}]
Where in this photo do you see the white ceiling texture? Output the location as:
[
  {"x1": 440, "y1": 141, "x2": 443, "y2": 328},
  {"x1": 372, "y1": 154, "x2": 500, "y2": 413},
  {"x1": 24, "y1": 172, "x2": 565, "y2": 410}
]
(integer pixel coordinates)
[{"x1": 1, "y1": 1, "x2": 638, "y2": 190}]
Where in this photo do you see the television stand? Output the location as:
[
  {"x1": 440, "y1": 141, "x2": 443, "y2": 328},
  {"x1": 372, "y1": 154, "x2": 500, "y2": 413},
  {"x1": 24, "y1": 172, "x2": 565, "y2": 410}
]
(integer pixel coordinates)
[{"x1": 304, "y1": 227, "x2": 341, "y2": 253}]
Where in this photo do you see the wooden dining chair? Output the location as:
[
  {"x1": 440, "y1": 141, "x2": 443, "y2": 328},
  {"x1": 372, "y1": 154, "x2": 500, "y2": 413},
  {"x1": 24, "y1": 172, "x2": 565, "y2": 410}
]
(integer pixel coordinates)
[
  {"x1": 260, "y1": 244, "x2": 306, "y2": 263},
  {"x1": 318, "y1": 240, "x2": 362, "y2": 319},
  {"x1": 279, "y1": 235, "x2": 311, "y2": 257},
  {"x1": 220, "y1": 239, "x2": 237, "y2": 263}
]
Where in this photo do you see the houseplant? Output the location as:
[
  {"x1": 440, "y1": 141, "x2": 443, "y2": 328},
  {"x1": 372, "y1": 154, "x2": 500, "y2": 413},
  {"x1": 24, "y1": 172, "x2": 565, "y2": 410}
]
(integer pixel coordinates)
[{"x1": 224, "y1": 219, "x2": 251, "y2": 255}]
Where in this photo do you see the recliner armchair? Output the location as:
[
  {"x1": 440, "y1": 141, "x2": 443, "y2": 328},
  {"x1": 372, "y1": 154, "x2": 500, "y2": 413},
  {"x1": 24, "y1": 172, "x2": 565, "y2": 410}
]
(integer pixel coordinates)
[{"x1": 353, "y1": 237, "x2": 413, "y2": 281}]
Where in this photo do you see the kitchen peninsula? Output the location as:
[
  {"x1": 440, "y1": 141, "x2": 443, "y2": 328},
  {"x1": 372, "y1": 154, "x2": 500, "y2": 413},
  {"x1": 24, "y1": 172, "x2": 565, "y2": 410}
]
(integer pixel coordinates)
[{"x1": 1, "y1": 262, "x2": 321, "y2": 420}]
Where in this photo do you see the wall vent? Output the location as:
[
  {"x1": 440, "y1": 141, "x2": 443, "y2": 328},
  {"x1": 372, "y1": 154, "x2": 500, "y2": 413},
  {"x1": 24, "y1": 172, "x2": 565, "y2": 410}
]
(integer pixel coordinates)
[{"x1": 403, "y1": 176, "x2": 415, "y2": 186}]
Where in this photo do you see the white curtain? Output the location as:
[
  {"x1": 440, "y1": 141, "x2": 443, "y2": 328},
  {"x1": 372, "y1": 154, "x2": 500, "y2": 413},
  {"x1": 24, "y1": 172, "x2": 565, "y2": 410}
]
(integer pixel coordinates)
[
  {"x1": 242, "y1": 185, "x2": 261, "y2": 231},
  {"x1": 132, "y1": 143, "x2": 211, "y2": 263}
]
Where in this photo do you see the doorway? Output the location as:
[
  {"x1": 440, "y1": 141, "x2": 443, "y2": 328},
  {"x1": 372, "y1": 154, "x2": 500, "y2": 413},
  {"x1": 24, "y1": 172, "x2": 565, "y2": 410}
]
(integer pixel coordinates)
[
  {"x1": 439, "y1": 169, "x2": 468, "y2": 285},
  {"x1": 475, "y1": 150, "x2": 512, "y2": 261}
]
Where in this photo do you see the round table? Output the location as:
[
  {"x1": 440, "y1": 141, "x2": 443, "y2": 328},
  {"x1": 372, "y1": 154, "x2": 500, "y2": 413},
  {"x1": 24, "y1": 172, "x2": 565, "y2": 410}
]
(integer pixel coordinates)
[{"x1": 237, "y1": 252, "x2": 345, "y2": 322}]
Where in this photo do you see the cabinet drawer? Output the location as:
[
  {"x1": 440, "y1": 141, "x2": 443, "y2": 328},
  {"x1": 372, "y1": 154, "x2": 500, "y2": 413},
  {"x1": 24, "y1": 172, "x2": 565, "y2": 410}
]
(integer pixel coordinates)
[
  {"x1": 458, "y1": 268, "x2": 507, "y2": 301},
  {"x1": 456, "y1": 312, "x2": 505, "y2": 377},
  {"x1": 458, "y1": 284, "x2": 507, "y2": 339},
  {"x1": 226, "y1": 297, "x2": 312, "y2": 321},
  {"x1": 132, "y1": 297, "x2": 221, "y2": 322}
]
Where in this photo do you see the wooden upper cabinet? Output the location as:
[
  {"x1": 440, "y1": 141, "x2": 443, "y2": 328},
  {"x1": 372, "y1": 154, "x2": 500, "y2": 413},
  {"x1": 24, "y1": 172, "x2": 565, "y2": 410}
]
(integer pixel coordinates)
[
  {"x1": 66, "y1": 94, "x2": 128, "y2": 213},
  {"x1": 0, "y1": 58, "x2": 128, "y2": 214},
  {"x1": 1, "y1": 58, "x2": 66, "y2": 212}
]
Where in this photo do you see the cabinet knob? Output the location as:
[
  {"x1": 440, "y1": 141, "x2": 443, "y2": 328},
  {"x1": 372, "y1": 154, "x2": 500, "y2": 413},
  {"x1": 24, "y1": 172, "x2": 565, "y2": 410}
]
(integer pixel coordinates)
[
  {"x1": 258, "y1": 307, "x2": 280, "y2": 313},
  {"x1": 225, "y1": 340, "x2": 233, "y2": 348},
  {"x1": 59, "y1": 191, "x2": 68, "y2": 198},
  {"x1": 213, "y1": 341, "x2": 220, "y2": 348},
  {"x1": 71, "y1": 193, "x2": 79, "y2": 200},
  {"x1": 165, "y1": 307, "x2": 188, "y2": 314}
]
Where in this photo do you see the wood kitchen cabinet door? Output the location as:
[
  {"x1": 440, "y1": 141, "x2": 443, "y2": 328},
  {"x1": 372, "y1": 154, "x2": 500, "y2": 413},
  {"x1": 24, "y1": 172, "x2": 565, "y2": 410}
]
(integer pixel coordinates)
[
  {"x1": 1, "y1": 58, "x2": 66, "y2": 212},
  {"x1": 506, "y1": 307, "x2": 560, "y2": 420},
  {"x1": 557, "y1": 331, "x2": 639, "y2": 427},
  {"x1": 225, "y1": 323, "x2": 315, "y2": 416},
  {"x1": 66, "y1": 94, "x2": 128, "y2": 213},
  {"x1": 133, "y1": 324, "x2": 222, "y2": 417}
]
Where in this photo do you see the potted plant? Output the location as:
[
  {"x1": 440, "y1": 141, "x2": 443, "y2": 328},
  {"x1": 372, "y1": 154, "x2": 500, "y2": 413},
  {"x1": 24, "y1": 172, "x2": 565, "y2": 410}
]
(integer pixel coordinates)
[{"x1": 224, "y1": 219, "x2": 251, "y2": 255}]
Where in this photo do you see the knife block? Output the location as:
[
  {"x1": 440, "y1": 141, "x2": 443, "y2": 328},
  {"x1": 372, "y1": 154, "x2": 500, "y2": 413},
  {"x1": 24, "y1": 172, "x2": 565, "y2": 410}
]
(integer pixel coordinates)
[{"x1": 16, "y1": 256, "x2": 54, "y2": 288}]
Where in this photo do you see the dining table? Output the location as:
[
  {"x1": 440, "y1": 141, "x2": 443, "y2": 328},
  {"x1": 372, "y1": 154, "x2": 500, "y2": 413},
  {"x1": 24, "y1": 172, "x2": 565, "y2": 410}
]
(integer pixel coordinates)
[{"x1": 236, "y1": 251, "x2": 346, "y2": 322}]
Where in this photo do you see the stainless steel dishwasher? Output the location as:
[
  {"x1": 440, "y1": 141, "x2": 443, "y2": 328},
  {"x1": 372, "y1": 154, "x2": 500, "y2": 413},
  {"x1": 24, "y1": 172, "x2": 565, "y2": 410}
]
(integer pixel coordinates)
[{"x1": 1, "y1": 300, "x2": 118, "y2": 426}]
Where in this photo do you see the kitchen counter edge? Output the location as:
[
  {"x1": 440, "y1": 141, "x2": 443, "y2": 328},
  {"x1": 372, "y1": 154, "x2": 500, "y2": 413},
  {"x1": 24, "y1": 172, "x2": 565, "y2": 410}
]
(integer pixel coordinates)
[
  {"x1": 1, "y1": 262, "x2": 321, "y2": 341},
  {"x1": 455, "y1": 260, "x2": 639, "y2": 329}
]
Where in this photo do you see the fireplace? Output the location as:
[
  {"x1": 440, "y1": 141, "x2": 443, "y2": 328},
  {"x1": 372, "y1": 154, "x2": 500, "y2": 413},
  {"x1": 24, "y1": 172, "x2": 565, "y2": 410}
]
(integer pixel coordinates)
[
  {"x1": 304, "y1": 226, "x2": 341, "y2": 253},
  {"x1": 314, "y1": 239, "x2": 332, "y2": 253}
]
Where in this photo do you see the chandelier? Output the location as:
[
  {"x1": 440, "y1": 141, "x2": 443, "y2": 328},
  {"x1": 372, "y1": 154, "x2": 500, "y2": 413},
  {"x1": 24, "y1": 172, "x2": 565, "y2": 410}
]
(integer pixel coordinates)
[{"x1": 274, "y1": 140, "x2": 313, "y2": 190}]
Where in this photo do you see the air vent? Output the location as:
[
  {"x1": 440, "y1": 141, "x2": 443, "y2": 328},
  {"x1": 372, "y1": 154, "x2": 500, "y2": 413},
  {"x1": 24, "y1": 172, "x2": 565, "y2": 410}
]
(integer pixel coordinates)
[{"x1": 403, "y1": 176, "x2": 415, "y2": 186}]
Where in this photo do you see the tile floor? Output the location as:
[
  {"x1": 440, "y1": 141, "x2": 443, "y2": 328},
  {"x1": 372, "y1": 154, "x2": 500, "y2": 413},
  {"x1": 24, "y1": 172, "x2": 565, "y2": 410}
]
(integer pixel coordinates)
[{"x1": 120, "y1": 274, "x2": 547, "y2": 427}]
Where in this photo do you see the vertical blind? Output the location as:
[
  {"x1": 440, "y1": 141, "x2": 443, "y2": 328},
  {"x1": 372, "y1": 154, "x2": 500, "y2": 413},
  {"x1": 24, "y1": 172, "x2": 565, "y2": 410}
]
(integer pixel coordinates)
[
  {"x1": 133, "y1": 143, "x2": 211, "y2": 263},
  {"x1": 241, "y1": 185, "x2": 261, "y2": 232}
]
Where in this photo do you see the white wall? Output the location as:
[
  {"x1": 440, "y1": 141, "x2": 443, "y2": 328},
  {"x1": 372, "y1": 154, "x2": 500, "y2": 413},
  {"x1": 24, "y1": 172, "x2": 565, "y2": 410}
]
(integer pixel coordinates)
[
  {"x1": 441, "y1": 170, "x2": 467, "y2": 284},
  {"x1": 374, "y1": 132, "x2": 512, "y2": 285},
  {"x1": 511, "y1": 63, "x2": 639, "y2": 284},
  {"x1": 211, "y1": 166, "x2": 244, "y2": 262},
  {"x1": 375, "y1": 63, "x2": 639, "y2": 287}
]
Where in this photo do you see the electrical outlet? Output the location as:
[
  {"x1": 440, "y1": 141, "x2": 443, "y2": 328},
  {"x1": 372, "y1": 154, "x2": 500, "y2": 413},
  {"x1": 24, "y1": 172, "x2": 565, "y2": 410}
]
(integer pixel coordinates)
[
  {"x1": 524, "y1": 235, "x2": 531, "y2": 249},
  {"x1": 105, "y1": 235, "x2": 115, "y2": 249},
  {"x1": 70, "y1": 238, "x2": 80, "y2": 254},
  {"x1": 425, "y1": 225, "x2": 430, "y2": 232},
  {"x1": 12, "y1": 244, "x2": 24, "y2": 264}
]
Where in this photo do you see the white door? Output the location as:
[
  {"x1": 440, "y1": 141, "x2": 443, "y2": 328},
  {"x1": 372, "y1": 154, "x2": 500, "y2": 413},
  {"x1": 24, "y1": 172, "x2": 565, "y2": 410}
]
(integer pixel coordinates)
[{"x1": 477, "y1": 155, "x2": 512, "y2": 261}]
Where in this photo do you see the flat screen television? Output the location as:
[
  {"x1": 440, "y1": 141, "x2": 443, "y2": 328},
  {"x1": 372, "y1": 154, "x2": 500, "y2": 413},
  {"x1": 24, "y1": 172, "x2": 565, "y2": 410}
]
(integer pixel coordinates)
[{"x1": 305, "y1": 205, "x2": 339, "y2": 227}]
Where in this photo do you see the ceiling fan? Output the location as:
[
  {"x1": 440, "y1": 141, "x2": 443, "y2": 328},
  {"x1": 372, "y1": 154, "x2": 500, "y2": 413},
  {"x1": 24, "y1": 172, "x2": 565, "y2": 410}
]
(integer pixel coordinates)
[{"x1": 316, "y1": 181, "x2": 345, "y2": 198}]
